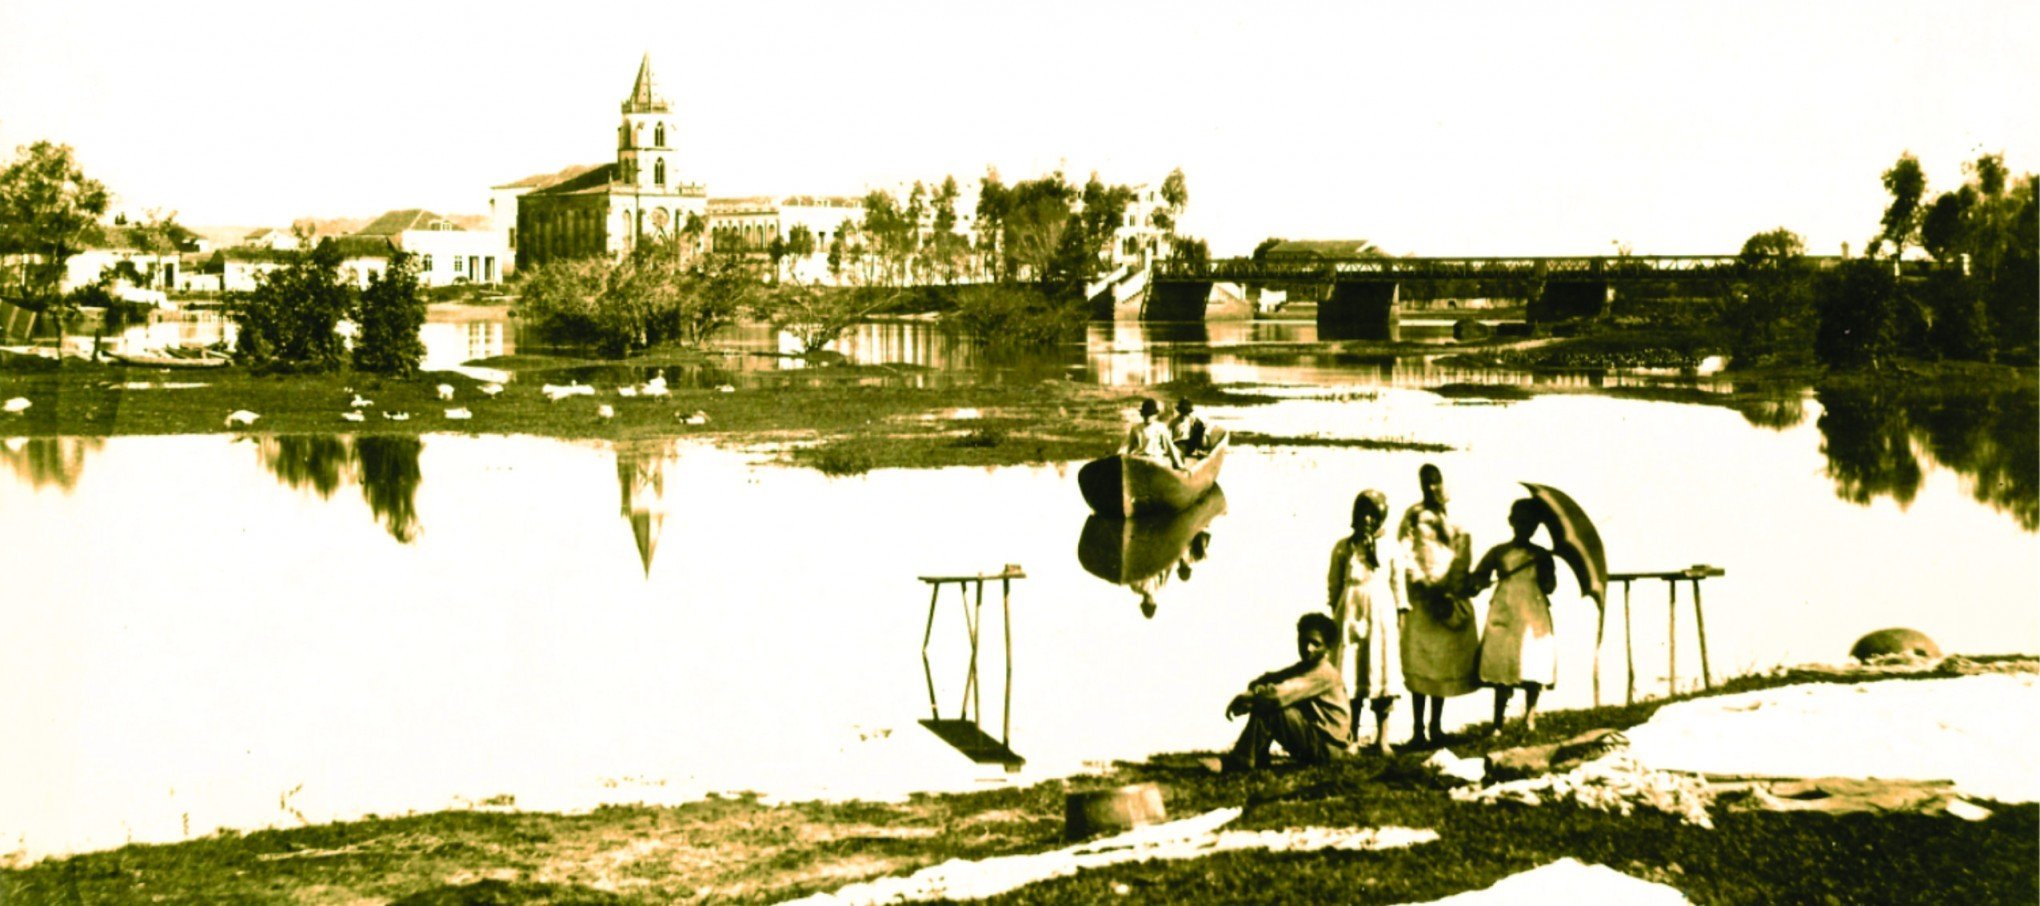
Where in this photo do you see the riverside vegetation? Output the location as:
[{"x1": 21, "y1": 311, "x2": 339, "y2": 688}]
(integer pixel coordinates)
[{"x1": 1, "y1": 665, "x2": 2029, "y2": 904}]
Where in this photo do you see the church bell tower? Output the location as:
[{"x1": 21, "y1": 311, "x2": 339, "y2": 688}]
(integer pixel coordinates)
[{"x1": 617, "y1": 53, "x2": 673, "y2": 192}]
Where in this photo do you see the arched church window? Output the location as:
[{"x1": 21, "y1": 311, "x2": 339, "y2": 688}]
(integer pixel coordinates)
[
  {"x1": 654, "y1": 123, "x2": 666, "y2": 146},
  {"x1": 655, "y1": 159, "x2": 665, "y2": 186}
]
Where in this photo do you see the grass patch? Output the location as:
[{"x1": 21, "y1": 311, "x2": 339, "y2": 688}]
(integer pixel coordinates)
[
  {"x1": 1231, "y1": 431, "x2": 1453, "y2": 452},
  {"x1": 4, "y1": 666, "x2": 2030, "y2": 904}
]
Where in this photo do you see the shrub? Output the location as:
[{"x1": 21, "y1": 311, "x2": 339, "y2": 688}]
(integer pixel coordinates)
[{"x1": 354, "y1": 252, "x2": 426, "y2": 376}]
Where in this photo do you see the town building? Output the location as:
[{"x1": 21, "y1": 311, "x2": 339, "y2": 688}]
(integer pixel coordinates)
[
  {"x1": 353, "y1": 209, "x2": 506, "y2": 287},
  {"x1": 513, "y1": 55, "x2": 708, "y2": 271}
]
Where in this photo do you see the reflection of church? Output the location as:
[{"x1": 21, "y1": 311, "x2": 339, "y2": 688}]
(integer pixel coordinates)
[{"x1": 509, "y1": 55, "x2": 710, "y2": 271}]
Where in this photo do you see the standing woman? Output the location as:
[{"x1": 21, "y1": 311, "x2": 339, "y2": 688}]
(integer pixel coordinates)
[
  {"x1": 1397, "y1": 463, "x2": 1479, "y2": 747},
  {"x1": 1468, "y1": 498, "x2": 1560, "y2": 733},
  {"x1": 1327, "y1": 490, "x2": 1405, "y2": 754}
]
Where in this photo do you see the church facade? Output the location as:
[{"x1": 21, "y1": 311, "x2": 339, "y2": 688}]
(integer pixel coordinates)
[{"x1": 511, "y1": 55, "x2": 708, "y2": 271}]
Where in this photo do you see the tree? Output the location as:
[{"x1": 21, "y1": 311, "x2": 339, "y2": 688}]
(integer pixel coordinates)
[
  {"x1": 975, "y1": 170, "x2": 1009, "y2": 280},
  {"x1": 1874, "y1": 153, "x2": 1926, "y2": 259},
  {"x1": 229, "y1": 239, "x2": 355, "y2": 371},
  {"x1": 355, "y1": 251, "x2": 426, "y2": 375},
  {"x1": 1814, "y1": 259, "x2": 1912, "y2": 369},
  {"x1": 1251, "y1": 237, "x2": 1285, "y2": 261},
  {"x1": 1722, "y1": 228, "x2": 1815, "y2": 366},
  {"x1": 758, "y1": 280, "x2": 891, "y2": 357},
  {"x1": 1151, "y1": 167, "x2": 1188, "y2": 236},
  {"x1": 0, "y1": 141, "x2": 110, "y2": 349}
]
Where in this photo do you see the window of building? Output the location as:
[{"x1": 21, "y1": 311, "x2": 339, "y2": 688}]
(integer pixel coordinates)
[
  {"x1": 422, "y1": 255, "x2": 434, "y2": 271},
  {"x1": 655, "y1": 159, "x2": 665, "y2": 185},
  {"x1": 654, "y1": 123, "x2": 665, "y2": 146},
  {"x1": 454, "y1": 256, "x2": 465, "y2": 274}
]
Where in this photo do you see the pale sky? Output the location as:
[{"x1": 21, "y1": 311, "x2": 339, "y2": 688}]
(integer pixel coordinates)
[{"x1": 2, "y1": 0, "x2": 2034, "y2": 256}]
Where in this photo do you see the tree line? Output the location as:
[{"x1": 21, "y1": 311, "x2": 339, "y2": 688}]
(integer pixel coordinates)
[
  {"x1": 516, "y1": 166, "x2": 1201, "y2": 358},
  {"x1": 1722, "y1": 151, "x2": 2035, "y2": 370}
]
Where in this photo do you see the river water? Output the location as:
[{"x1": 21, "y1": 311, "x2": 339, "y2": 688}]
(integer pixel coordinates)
[{"x1": 1, "y1": 315, "x2": 2033, "y2": 863}]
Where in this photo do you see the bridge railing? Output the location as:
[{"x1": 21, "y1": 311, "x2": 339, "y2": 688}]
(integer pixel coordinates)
[{"x1": 1153, "y1": 254, "x2": 1855, "y2": 283}]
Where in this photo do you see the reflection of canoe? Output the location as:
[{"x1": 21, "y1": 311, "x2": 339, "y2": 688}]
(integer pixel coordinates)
[
  {"x1": 107, "y1": 348, "x2": 230, "y2": 369},
  {"x1": 1078, "y1": 487, "x2": 1227, "y2": 586},
  {"x1": 1077, "y1": 428, "x2": 1228, "y2": 517}
]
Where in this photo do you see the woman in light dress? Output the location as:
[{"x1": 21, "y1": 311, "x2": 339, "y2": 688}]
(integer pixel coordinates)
[
  {"x1": 1468, "y1": 497, "x2": 1560, "y2": 733},
  {"x1": 1397, "y1": 463, "x2": 1479, "y2": 747},
  {"x1": 1122, "y1": 397, "x2": 1185, "y2": 469},
  {"x1": 1327, "y1": 490, "x2": 1405, "y2": 754}
]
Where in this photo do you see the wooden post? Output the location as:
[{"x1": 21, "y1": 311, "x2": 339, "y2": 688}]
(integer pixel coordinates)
[
  {"x1": 1593, "y1": 596, "x2": 1608, "y2": 707},
  {"x1": 1667, "y1": 579, "x2": 1679, "y2": 698},
  {"x1": 1693, "y1": 577, "x2": 1713, "y2": 689},
  {"x1": 1002, "y1": 573, "x2": 1014, "y2": 745},
  {"x1": 1623, "y1": 580, "x2": 1635, "y2": 706}
]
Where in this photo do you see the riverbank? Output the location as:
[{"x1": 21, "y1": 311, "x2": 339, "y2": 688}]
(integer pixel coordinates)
[{"x1": 3, "y1": 659, "x2": 2030, "y2": 904}]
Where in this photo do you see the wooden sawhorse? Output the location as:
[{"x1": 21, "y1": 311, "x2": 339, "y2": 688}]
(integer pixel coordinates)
[
  {"x1": 917, "y1": 565, "x2": 1026, "y2": 770},
  {"x1": 1598, "y1": 564, "x2": 1726, "y2": 705}
]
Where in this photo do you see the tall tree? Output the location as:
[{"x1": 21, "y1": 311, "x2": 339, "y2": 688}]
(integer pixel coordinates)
[
  {"x1": 230, "y1": 239, "x2": 356, "y2": 371},
  {"x1": 354, "y1": 251, "x2": 426, "y2": 375},
  {"x1": 0, "y1": 141, "x2": 109, "y2": 349},
  {"x1": 1874, "y1": 153, "x2": 1926, "y2": 259}
]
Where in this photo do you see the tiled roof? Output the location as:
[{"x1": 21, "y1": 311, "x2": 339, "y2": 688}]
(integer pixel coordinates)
[
  {"x1": 1264, "y1": 239, "x2": 1387, "y2": 259},
  {"x1": 493, "y1": 163, "x2": 602, "y2": 190},
  {"x1": 328, "y1": 235, "x2": 397, "y2": 258},
  {"x1": 356, "y1": 209, "x2": 458, "y2": 236},
  {"x1": 526, "y1": 164, "x2": 619, "y2": 197}
]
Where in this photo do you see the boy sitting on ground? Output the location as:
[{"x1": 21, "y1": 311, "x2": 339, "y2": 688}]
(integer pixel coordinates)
[{"x1": 1219, "y1": 612, "x2": 1353, "y2": 772}]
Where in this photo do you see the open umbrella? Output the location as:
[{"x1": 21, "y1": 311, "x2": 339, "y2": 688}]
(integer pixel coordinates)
[{"x1": 1521, "y1": 482, "x2": 1607, "y2": 607}]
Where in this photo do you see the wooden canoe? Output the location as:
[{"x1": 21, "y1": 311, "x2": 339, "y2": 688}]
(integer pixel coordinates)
[
  {"x1": 107, "y1": 348, "x2": 230, "y2": 369},
  {"x1": 1076, "y1": 428, "x2": 1228, "y2": 517}
]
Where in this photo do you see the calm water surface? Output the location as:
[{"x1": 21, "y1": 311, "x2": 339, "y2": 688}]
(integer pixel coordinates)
[{"x1": 2, "y1": 320, "x2": 2034, "y2": 862}]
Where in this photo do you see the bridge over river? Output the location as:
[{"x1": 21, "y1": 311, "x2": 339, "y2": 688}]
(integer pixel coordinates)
[{"x1": 1141, "y1": 254, "x2": 1848, "y2": 338}]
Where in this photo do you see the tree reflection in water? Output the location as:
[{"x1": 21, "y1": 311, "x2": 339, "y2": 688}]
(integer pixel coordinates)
[
  {"x1": 355, "y1": 437, "x2": 423, "y2": 544},
  {"x1": 1817, "y1": 385, "x2": 2037, "y2": 531},
  {"x1": 255, "y1": 436, "x2": 351, "y2": 498},
  {"x1": 0, "y1": 436, "x2": 102, "y2": 492},
  {"x1": 255, "y1": 435, "x2": 425, "y2": 543}
]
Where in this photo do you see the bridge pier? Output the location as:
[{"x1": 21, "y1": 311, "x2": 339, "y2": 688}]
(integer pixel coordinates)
[
  {"x1": 1319, "y1": 283, "x2": 1400, "y2": 341},
  {"x1": 1531, "y1": 280, "x2": 1613, "y2": 323}
]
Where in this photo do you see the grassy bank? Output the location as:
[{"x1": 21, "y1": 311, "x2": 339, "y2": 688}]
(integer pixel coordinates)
[
  {"x1": 0, "y1": 354, "x2": 1147, "y2": 473},
  {"x1": 3, "y1": 665, "x2": 2029, "y2": 904}
]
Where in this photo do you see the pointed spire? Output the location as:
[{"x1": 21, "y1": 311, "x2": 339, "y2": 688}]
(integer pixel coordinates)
[{"x1": 622, "y1": 52, "x2": 670, "y2": 114}]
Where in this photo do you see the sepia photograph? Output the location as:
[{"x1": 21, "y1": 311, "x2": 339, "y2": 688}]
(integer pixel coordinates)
[{"x1": 1, "y1": 0, "x2": 2034, "y2": 902}]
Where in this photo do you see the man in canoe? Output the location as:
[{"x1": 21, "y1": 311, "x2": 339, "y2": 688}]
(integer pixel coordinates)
[
  {"x1": 1217, "y1": 612, "x2": 1352, "y2": 772},
  {"x1": 1170, "y1": 397, "x2": 1210, "y2": 459},
  {"x1": 1123, "y1": 397, "x2": 1186, "y2": 469}
]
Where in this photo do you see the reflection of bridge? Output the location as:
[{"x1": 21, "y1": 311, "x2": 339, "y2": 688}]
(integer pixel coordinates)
[{"x1": 1149, "y1": 255, "x2": 1846, "y2": 338}]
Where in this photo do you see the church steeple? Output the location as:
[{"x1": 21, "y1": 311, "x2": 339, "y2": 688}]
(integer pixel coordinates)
[{"x1": 621, "y1": 52, "x2": 670, "y2": 114}]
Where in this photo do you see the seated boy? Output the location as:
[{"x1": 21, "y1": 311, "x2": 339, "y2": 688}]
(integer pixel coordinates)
[{"x1": 1220, "y1": 612, "x2": 1353, "y2": 771}]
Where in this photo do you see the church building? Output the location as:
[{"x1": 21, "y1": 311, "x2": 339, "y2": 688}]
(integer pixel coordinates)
[{"x1": 512, "y1": 55, "x2": 708, "y2": 271}]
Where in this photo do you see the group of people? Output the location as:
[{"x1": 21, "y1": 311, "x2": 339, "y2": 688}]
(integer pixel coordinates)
[
  {"x1": 1123, "y1": 397, "x2": 1211, "y2": 468},
  {"x1": 1221, "y1": 463, "x2": 1563, "y2": 773}
]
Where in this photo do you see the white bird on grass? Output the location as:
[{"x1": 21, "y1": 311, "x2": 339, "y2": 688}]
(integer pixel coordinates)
[
  {"x1": 479, "y1": 383, "x2": 504, "y2": 397},
  {"x1": 541, "y1": 383, "x2": 594, "y2": 402},
  {"x1": 349, "y1": 394, "x2": 373, "y2": 409},
  {"x1": 681, "y1": 410, "x2": 709, "y2": 425},
  {"x1": 341, "y1": 410, "x2": 366, "y2": 423},
  {"x1": 436, "y1": 384, "x2": 456, "y2": 401},
  {"x1": 225, "y1": 410, "x2": 260, "y2": 428},
  {"x1": 445, "y1": 407, "x2": 472, "y2": 420},
  {"x1": 641, "y1": 377, "x2": 669, "y2": 397},
  {"x1": 596, "y1": 404, "x2": 615, "y2": 419},
  {"x1": 382, "y1": 411, "x2": 410, "y2": 421},
  {"x1": 715, "y1": 384, "x2": 736, "y2": 393},
  {"x1": 3, "y1": 397, "x2": 29, "y2": 414},
  {"x1": 616, "y1": 386, "x2": 639, "y2": 398}
]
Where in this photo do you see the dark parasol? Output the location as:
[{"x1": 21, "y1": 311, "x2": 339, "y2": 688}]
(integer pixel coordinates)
[{"x1": 1521, "y1": 482, "x2": 1607, "y2": 607}]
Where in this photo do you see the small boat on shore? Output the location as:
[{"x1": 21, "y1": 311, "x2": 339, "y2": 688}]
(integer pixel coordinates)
[
  {"x1": 1077, "y1": 427, "x2": 1228, "y2": 517},
  {"x1": 107, "y1": 347, "x2": 230, "y2": 369}
]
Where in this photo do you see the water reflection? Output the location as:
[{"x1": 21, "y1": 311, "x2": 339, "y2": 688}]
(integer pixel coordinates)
[
  {"x1": 1077, "y1": 488, "x2": 1228, "y2": 618},
  {"x1": 356, "y1": 437, "x2": 423, "y2": 543},
  {"x1": 1817, "y1": 386, "x2": 2038, "y2": 530},
  {"x1": 0, "y1": 436, "x2": 101, "y2": 491},
  {"x1": 1734, "y1": 395, "x2": 1810, "y2": 431},
  {"x1": 255, "y1": 435, "x2": 424, "y2": 543},
  {"x1": 616, "y1": 440, "x2": 674, "y2": 576},
  {"x1": 917, "y1": 569, "x2": 1024, "y2": 770}
]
